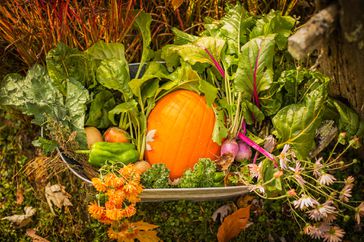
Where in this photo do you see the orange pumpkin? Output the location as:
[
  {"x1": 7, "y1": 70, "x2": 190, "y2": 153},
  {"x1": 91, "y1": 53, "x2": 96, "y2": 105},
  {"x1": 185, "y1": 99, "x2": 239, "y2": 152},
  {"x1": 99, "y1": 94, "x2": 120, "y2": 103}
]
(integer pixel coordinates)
[{"x1": 145, "y1": 89, "x2": 220, "y2": 179}]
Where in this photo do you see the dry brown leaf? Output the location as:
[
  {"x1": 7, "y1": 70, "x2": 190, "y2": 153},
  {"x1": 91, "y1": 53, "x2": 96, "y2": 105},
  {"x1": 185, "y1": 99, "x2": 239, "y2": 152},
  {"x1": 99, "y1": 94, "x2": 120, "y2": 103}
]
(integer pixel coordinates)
[
  {"x1": 214, "y1": 153, "x2": 235, "y2": 171},
  {"x1": 236, "y1": 194, "x2": 255, "y2": 208},
  {"x1": 217, "y1": 206, "x2": 251, "y2": 242},
  {"x1": 45, "y1": 183, "x2": 72, "y2": 214},
  {"x1": 16, "y1": 188, "x2": 24, "y2": 205},
  {"x1": 132, "y1": 221, "x2": 160, "y2": 242},
  {"x1": 26, "y1": 229, "x2": 50, "y2": 242},
  {"x1": 2, "y1": 206, "x2": 36, "y2": 227},
  {"x1": 170, "y1": 0, "x2": 184, "y2": 10},
  {"x1": 212, "y1": 203, "x2": 236, "y2": 223}
]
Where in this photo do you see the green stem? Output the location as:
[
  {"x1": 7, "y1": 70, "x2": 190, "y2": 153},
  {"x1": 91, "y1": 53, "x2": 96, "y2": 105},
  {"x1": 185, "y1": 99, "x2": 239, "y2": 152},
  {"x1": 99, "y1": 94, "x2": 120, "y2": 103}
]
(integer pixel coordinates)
[{"x1": 75, "y1": 150, "x2": 91, "y2": 154}]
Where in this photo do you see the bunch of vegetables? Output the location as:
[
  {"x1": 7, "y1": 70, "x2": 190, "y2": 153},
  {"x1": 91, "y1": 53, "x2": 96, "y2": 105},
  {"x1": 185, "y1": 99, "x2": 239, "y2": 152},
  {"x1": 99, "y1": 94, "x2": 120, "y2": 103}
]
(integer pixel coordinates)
[{"x1": 1, "y1": 3, "x2": 364, "y2": 241}]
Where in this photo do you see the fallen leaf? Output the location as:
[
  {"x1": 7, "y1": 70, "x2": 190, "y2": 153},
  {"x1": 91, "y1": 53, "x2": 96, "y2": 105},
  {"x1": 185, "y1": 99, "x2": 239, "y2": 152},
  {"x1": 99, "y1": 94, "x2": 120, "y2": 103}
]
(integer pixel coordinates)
[
  {"x1": 2, "y1": 206, "x2": 36, "y2": 227},
  {"x1": 170, "y1": 0, "x2": 184, "y2": 10},
  {"x1": 132, "y1": 221, "x2": 160, "y2": 242},
  {"x1": 212, "y1": 203, "x2": 236, "y2": 223},
  {"x1": 45, "y1": 183, "x2": 72, "y2": 214},
  {"x1": 217, "y1": 206, "x2": 251, "y2": 242},
  {"x1": 16, "y1": 188, "x2": 24, "y2": 205},
  {"x1": 214, "y1": 153, "x2": 235, "y2": 171},
  {"x1": 26, "y1": 229, "x2": 50, "y2": 242},
  {"x1": 236, "y1": 194, "x2": 255, "y2": 208}
]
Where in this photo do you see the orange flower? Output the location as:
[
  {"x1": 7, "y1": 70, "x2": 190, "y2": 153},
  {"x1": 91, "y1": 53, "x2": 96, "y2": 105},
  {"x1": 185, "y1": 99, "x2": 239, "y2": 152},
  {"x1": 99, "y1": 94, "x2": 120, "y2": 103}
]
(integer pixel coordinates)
[
  {"x1": 103, "y1": 173, "x2": 117, "y2": 187},
  {"x1": 88, "y1": 202, "x2": 105, "y2": 220},
  {"x1": 105, "y1": 208, "x2": 124, "y2": 221},
  {"x1": 122, "y1": 204, "x2": 137, "y2": 218},
  {"x1": 105, "y1": 200, "x2": 117, "y2": 210},
  {"x1": 128, "y1": 194, "x2": 141, "y2": 203},
  {"x1": 99, "y1": 214, "x2": 113, "y2": 225},
  {"x1": 107, "y1": 189, "x2": 125, "y2": 205},
  {"x1": 91, "y1": 178, "x2": 107, "y2": 192}
]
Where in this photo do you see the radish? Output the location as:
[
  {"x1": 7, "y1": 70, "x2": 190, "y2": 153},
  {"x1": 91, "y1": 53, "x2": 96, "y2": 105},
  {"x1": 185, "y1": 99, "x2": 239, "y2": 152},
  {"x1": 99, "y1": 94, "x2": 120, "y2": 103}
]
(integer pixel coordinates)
[
  {"x1": 235, "y1": 141, "x2": 252, "y2": 162},
  {"x1": 220, "y1": 139, "x2": 239, "y2": 158}
]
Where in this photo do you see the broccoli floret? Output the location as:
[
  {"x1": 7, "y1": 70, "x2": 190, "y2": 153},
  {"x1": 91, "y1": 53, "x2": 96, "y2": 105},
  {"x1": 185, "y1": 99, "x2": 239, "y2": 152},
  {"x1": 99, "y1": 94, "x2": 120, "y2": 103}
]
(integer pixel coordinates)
[
  {"x1": 178, "y1": 158, "x2": 218, "y2": 188},
  {"x1": 141, "y1": 164, "x2": 170, "y2": 188}
]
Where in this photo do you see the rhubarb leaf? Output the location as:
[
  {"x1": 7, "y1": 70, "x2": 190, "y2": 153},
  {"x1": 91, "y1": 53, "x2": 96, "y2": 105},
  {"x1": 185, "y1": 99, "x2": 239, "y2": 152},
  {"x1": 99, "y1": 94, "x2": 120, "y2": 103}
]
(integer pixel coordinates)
[{"x1": 272, "y1": 84, "x2": 328, "y2": 158}]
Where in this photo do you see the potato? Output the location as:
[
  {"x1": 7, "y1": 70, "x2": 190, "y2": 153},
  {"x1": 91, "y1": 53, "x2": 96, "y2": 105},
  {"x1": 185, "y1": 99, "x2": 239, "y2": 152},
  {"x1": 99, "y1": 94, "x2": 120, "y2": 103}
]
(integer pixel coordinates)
[{"x1": 85, "y1": 126, "x2": 103, "y2": 148}]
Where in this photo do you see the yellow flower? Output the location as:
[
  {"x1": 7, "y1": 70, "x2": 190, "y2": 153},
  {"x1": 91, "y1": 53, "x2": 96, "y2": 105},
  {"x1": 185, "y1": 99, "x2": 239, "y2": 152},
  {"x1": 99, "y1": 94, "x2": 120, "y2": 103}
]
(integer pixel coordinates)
[
  {"x1": 91, "y1": 178, "x2": 107, "y2": 192},
  {"x1": 88, "y1": 202, "x2": 105, "y2": 220}
]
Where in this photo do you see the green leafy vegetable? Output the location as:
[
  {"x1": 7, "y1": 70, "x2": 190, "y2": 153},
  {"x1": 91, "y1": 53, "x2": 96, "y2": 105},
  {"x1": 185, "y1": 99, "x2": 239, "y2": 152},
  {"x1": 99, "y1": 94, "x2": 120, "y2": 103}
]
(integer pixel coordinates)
[
  {"x1": 272, "y1": 84, "x2": 328, "y2": 158},
  {"x1": 133, "y1": 11, "x2": 154, "y2": 78},
  {"x1": 46, "y1": 43, "x2": 88, "y2": 94},
  {"x1": 329, "y1": 99, "x2": 364, "y2": 137},
  {"x1": 32, "y1": 137, "x2": 58, "y2": 155},
  {"x1": 178, "y1": 159, "x2": 218, "y2": 188},
  {"x1": 141, "y1": 164, "x2": 170, "y2": 189},
  {"x1": 0, "y1": 65, "x2": 89, "y2": 148},
  {"x1": 96, "y1": 59, "x2": 131, "y2": 99},
  {"x1": 86, "y1": 90, "x2": 116, "y2": 129},
  {"x1": 234, "y1": 36, "x2": 275, "y2": 106}
]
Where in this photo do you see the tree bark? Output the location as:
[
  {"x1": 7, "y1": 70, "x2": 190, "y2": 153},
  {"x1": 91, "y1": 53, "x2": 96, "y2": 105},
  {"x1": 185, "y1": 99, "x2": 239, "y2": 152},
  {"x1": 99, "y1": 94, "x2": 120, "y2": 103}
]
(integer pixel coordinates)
[{"x1": 318, "y1": 0, "x2": 364, "y2": 119}]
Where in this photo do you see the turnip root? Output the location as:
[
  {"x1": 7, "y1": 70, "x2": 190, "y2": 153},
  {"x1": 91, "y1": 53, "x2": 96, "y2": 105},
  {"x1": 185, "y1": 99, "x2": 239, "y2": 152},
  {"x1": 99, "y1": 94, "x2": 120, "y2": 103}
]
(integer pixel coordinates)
[
  {"x1": 235, "y1": 141, "x2": 252, "y2": 162},
  {"x1": 220, "y1": 139, "x2": 239, "y2": 159}
]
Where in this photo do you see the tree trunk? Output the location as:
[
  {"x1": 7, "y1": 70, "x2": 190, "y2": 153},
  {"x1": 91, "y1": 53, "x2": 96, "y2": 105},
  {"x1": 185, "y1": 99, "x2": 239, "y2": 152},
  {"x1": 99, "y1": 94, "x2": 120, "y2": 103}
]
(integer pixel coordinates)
[{"x1": 318, "y1": 0, "x2": 364, "y2": 119}]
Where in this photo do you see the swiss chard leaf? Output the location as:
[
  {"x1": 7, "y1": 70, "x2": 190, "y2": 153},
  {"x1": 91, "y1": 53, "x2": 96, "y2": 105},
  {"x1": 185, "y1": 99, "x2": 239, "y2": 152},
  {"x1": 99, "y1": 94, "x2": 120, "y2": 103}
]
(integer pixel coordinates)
[
  {"x1": 199, "y1": 79, "x2": 218, "y2": 106},
  {"x1": 172, "y1": 27, "x2": 198, "y2": 44},
  {"x1": 128, "y1": 62, "x2": 169, "y2": 97},
  {"x1": 96, "y1": 59, "x2": 132, "y2": 99},
  {"x1": 249, "y1": 10, "x2": 295, "y2": 50},
  {"x1": 329, "y1": 99, "x2": 364, "y2": 137},
  {"x1": 272, "y1": 84, "x2": 328, "y2": 158},
  {"x1": 134, "y1": 11, "x2": 154, "y2": 78},
  {"x1": 214, "y1": 3, "x2": 255, "y2": 55},
  {"x1": 85, "y1": 90, "x2": 116, "y2": 129},
  {"x1": 46, "y1": 43, "x2": 88, "y2": 94},
  {"x1": 234, "y1": 36, "x2": 275, "y2": 104},
  {"x1": 85, "y1": 41, "x2": 128, "y2": 64},
  {"x1": 108, "y1": 100, "x2": 138, "y2": 126},
  {"x1": 161, "y1": 37, "x2": 225, "y2": 69},
  {"x1": 212, "y1": 106, "x2": 229, "y2": 145}
]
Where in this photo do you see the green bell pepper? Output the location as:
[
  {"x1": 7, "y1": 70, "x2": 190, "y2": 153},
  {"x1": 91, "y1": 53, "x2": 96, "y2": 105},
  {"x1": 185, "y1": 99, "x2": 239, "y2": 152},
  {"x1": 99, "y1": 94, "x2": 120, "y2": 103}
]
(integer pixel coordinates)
[{"x1": 87, "y1": 142, "x2": 139, "y2": 167}]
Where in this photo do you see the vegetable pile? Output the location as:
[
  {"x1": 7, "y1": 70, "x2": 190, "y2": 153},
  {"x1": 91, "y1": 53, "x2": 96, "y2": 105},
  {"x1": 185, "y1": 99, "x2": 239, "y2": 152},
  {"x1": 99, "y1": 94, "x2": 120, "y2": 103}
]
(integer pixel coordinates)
[{"x1": 1, "y1": 3, "x2": 364, "y2": 241}]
